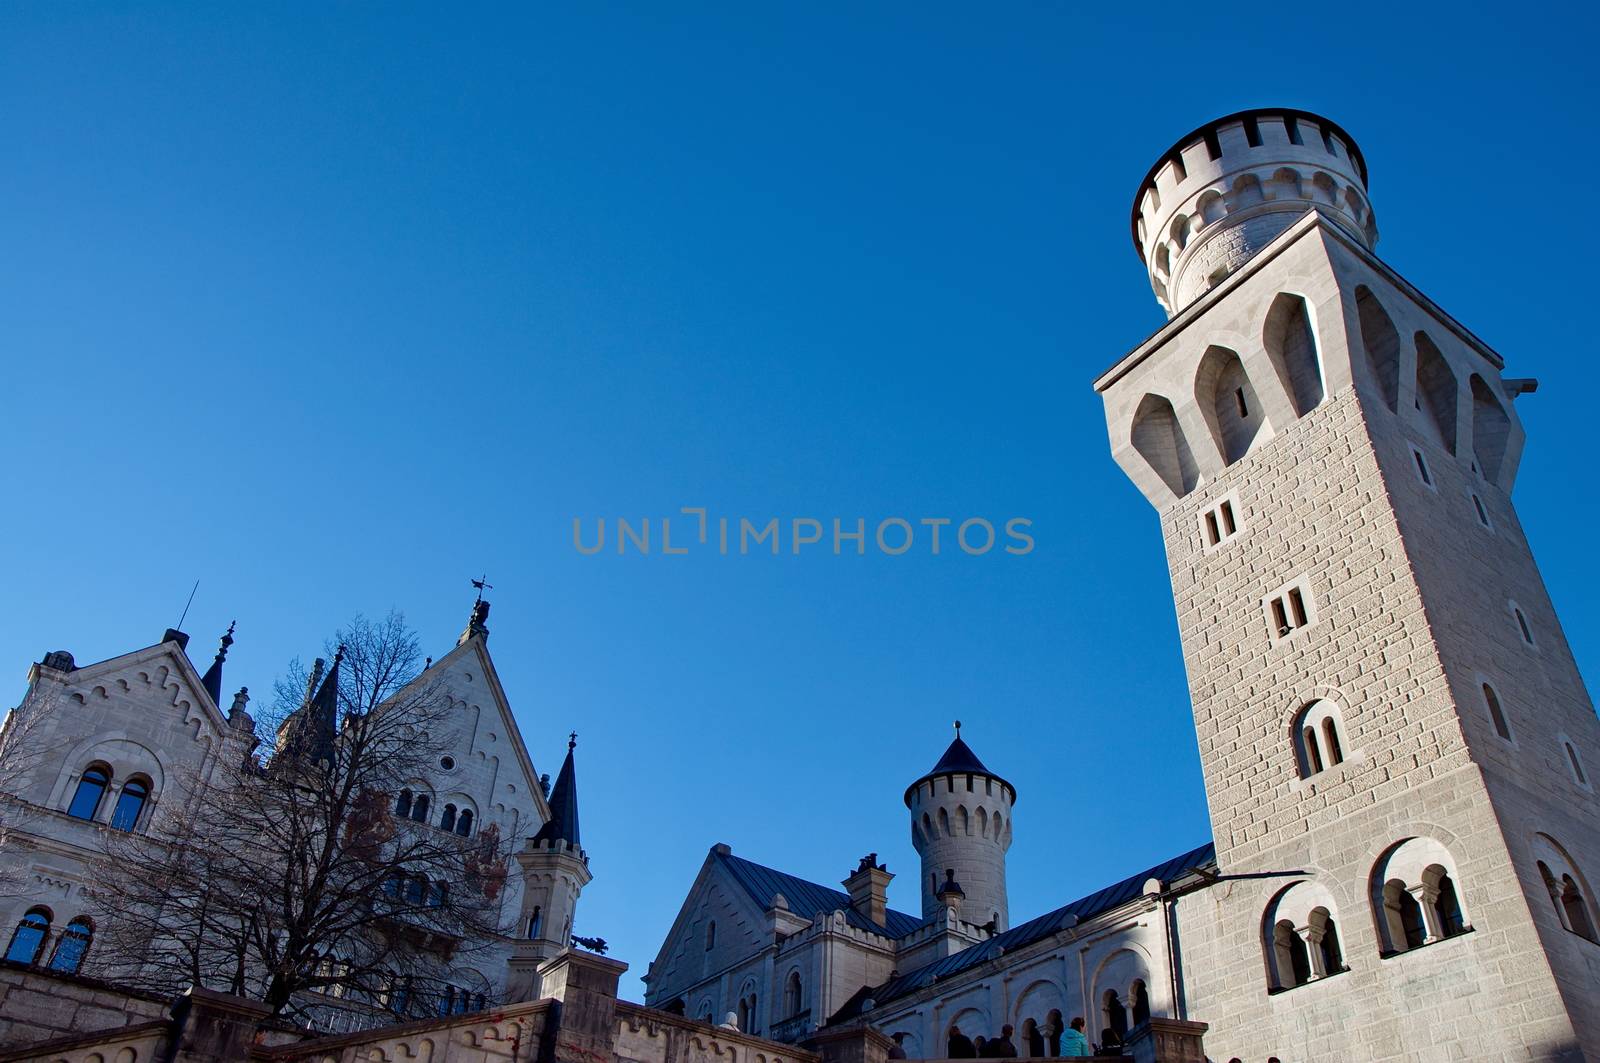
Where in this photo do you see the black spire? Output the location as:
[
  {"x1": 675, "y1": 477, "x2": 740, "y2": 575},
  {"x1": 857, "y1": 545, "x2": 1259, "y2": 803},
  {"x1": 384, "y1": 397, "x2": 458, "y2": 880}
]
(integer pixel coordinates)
[
  {"x1": 200, "y1": 621, "x2": 235, "y2": 705},
  {"x1": 532, "y1": 732, "x2": 581, "y2": 848},
  {"x1": 276, "y1": 646, "x2": 342, "y2": 769}
]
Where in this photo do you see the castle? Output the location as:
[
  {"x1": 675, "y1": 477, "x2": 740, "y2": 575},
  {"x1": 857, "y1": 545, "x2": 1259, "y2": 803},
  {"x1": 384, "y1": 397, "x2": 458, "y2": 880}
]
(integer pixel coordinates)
[
  {"x1": 642, "y1": 109, "x2": 1600, "y2": 1061},
  {"x1": 0, "y1": 599, "x2": 591, "y2": 1031}
]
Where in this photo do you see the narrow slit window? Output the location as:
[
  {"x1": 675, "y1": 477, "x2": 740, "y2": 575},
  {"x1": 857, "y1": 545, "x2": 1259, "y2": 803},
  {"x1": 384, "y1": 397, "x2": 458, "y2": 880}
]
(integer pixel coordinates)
[
  {"x1": 1205, "y1": 511, "x2": 1221, "y2": 546},
  {"x1": 1235, "y1": 388, "x2": 1249, "y2": 417},
  {"x1": 1483, "y1": 684, "x2": 1511, "y2": 741},
  {"x1": 1515, "y1": 607, "x2": 1534, "y2": 645},
  {"x1": 1472, "y1": 494, "x2": 1491, "y2": 528},
  {"x1": 1566, "y1": 743, "x2": 1589, "y2": 787},
  {"x1": 1220, "y1": 501, "x2": 1237, "y2": 536},
  {"x1": 1303, "y1": 728, "x2": 1324, "y2": 774},
  {"x1": 1413, "y1": 448, "x2": 1433, "y2": 486},
  {"x1": 1271, "y1": 598, "x2": 1290, "y2": 636},
  {"x1": 1288, "y1": 587, "x2": 1309, "y2": 627},
  {"x1": 1323, "y1": 719, "x2": 1344, "y2": 765}
]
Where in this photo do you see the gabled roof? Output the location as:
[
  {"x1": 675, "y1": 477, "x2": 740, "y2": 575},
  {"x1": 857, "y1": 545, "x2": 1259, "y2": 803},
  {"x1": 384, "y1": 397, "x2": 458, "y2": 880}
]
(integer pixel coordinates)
[
  {"x1": 828, "y1": 842, "x2": 1217, "y2": 1023},
  {"x1": 714, "y1": 849, "x2": 923, "y2": 938},
  {"x1": 34, "y1": 637, "x2": 231, "y2": 736}
]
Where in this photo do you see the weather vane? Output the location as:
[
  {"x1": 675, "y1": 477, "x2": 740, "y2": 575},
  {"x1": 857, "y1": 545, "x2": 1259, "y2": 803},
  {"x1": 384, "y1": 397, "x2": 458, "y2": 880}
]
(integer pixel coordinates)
[{"x1": 471, "y1": 574, "x2": 493, "y2": 603}]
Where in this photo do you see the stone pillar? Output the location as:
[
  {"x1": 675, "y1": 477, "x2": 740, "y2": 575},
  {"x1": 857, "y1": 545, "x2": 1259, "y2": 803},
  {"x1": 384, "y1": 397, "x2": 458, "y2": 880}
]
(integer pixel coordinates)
[
  {"x1": 810, "y1": 1023, "x2": 893, "y2": 1063},
  {"x1": 538, "y1": 949, "x2": 629, "y2": 1063},
  {"x1": 166, "y1": 987, "x2": 273, "y2": 1062},
  {"x1": 1125, "y1": 1017, "x2": 1208, "y2": 1063}
]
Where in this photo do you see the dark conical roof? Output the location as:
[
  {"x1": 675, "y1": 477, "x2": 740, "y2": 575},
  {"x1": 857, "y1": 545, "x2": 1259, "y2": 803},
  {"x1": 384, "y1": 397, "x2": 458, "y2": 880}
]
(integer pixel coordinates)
[
  {"x1": 532, "y1": 734, "x2": 580, "y2": 848},
  {"x1": 928, "y1": 736, "x2": 990, "y2": 775},
  {"x1": 903, "y1": 724, "x2": 1015, "y2": 806},
  {"x1": 199, "y1": 622, "x2": 235, "y2": 706}
]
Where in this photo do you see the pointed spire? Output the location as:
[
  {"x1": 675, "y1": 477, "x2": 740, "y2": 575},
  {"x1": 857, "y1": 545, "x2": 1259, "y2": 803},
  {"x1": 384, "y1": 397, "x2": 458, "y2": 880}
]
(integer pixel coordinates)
[
  {"x1": 532, "y1": 732, "x2": 581, "y2": 848},
  {"x1": 275, "y1": 647, "x2": 341, "y2": 769},
  {"x1": 200, "y1": 621, "x2": 236, "y2": 705}
]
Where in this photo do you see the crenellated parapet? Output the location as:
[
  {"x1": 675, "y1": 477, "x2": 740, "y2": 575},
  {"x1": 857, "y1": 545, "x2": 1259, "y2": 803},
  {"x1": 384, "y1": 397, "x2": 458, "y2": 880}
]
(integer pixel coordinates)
[{"x1": 1132, "y1": 109, "x2": 1374, "y2": 315}]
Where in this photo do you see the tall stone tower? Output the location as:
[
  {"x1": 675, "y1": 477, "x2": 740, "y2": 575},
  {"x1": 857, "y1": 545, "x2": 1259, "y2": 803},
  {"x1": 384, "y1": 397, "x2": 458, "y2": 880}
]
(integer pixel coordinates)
[
  {"x1": 1096, "y1": 109, "x2": 1600, "y2": 1061},
  {"x1": 906, "y1": 727, "x2": 1014, "y2": 930}
]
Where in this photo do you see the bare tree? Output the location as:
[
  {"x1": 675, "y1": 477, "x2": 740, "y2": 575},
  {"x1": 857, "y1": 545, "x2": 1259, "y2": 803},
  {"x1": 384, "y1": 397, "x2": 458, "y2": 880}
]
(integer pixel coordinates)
[
  {"x1": 0, "y1": 676, "x2": 66, "y2": 899},
  {"x1": 95, "y1": 611, "x2": 515, "y2": 1022}
]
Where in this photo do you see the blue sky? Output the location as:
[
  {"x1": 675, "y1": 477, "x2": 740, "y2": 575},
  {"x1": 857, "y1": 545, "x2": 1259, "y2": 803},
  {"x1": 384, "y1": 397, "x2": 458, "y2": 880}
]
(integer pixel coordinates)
[{"x1": 2, "y1": 4, "x2": 1595, "y2": 1000}]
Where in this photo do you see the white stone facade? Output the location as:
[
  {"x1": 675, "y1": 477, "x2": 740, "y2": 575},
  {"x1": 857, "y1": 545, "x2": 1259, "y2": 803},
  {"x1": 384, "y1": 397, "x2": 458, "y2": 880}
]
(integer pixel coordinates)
[
  {"x1": 1098, "y1": 110, "x2": 1600, "y2": 1061},
  {"x1": 0, "y1": 610, "x2": 588, "y2": 1024}
]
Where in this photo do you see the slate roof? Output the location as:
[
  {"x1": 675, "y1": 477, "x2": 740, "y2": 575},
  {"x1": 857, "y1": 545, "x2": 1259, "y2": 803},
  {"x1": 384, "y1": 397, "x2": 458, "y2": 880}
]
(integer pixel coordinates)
[
  {"x1": 827, "y1": 842, "x2": 1217, "y2": 1024},
  {"x1": 532, "y1": 737, "x2": 581, "y2": 847},
  {"x1": 903, "y1": 734, "x2": 1016, "y2": 805},
  {"x1": 715, "y1": 849, "x2": 924, "y2": 939},
  {"x1": 928, "y1": 737, "x2": 990, "y2": 776}
]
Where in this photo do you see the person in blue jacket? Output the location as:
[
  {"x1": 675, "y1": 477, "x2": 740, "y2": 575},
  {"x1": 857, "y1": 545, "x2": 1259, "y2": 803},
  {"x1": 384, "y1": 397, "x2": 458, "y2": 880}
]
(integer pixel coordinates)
[{"x1": 1059, "y1": 1016, "x2": 1091, "y2": 1057}]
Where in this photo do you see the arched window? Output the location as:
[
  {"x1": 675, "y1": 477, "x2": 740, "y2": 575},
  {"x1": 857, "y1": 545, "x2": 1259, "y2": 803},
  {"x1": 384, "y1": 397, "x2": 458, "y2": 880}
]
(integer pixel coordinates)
[
  {"x1": 1130, "y1": 393, "x2": 1199, "y2": 499},
  {"x1": 1263, "y1": 882, "x2": 1346, "y2": 989},
  {"x1": 1354, "y1": 286, "x2": 1400, "y2": 412},
  {"x1": 1482, "y1": 683, "x2": 1512, "y2": 741},
  {"x1": 110, "y1": 777, "x2": 150, "y2": 832},
  {"x1": 1273, "y1": 920, "x2": 1311, "y2": 988},
  {"x1": 67, "y1": 765, "x2": 111, "y2": 821},
  {"x1": 527, "y1": 906, "x2": 542, "y2": 938},
  {"x1": 1292, "y1": 701, "x2": 1349, "y2": 780},
  {"x1": 783, "y1": 970, "x2": 803, "y2": 1016},
  {"x1": 47, "y1": 917, "x2": 92, "y2": 974},
  {"x1": 1511, "y1": 603, "x2": 1536, "y2": 646},
  {"x1": 395, "y1": 790, "x2": 413, "y2": 818},
  {"x1": 1308, "y1": 907, "x2": 1343, "y2": 976},
  {"x1": 1383, "y1": 880, "x2": 1427, "y2": 951},
  {"x1": 1414, "y1": 332, "x2": 1459, "y2": 454},
  {"x1": 4, "y1": 908, "x2": 51, "y2": 965},
  {"x1": 705, "y1": 920, "x2": 716, "y2": 950},
  {"x1": 1561, "y1": 876, "x2": 1597, "y2": 942},
  {"x1": 1194, "y1": 345, "x2": 1269, "y2": 466},
  {"x1": 456, "y1": 809, "x2": 473, "y2": 837},
  {"x1": 440, "y1": 804, "x2": 457, "y2": 832},
  {"x1": 429, "y1": 881, "x2": 449, "y2": 908},
  {"x1": 1427, "y1": 866, "x2": 1467, "y2": 938},
  {"x1": 404, "y1": 876, "x2": 426, "y2": 904},
  {"x1": 1470, "y1": 374, "x2": 1511, "y2": 481},
  {"x1": 1262, "y1": 292, "x2": 1325, "y2": 416},
  {"x1": 1021, "y1": 1017, "x2": 1042, "y2": 1057},
  {"x1": 411, "y1": 794, "x2": 430, "y2": 823},
  {"x1": 1102, "y1": 989, "x2": 1128, "y2": 1040}
]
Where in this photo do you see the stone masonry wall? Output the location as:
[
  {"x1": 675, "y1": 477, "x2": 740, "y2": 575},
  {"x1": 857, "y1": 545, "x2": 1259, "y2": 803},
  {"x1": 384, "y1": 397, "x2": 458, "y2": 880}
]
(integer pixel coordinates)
[{"x1": 1101, "y1": 221, "x2": 1587, "y2": 1061}]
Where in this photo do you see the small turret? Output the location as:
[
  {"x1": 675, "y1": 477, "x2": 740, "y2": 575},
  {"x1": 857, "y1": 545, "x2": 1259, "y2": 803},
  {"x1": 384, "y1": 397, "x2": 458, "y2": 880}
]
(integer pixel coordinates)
[
  {"x1": 1132, "y1": 109, "x2": 1374, "y2": 315},
  {"x1": 508, "y1": 733, "x2": 593, "y2": 1001},
  {"x1": 906, "y1": 722, "x2": 1014, "y2": 930}
]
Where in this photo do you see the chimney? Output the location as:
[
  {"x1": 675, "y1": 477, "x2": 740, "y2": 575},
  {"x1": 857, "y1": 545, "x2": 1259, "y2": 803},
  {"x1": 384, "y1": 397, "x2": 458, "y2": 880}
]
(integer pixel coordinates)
[
  {"x1": 842, "y1": 853, "x2": 893, "y2": 927},
  {"x1": 163, "y1": 628, "x2": 191, "y2": 650}
]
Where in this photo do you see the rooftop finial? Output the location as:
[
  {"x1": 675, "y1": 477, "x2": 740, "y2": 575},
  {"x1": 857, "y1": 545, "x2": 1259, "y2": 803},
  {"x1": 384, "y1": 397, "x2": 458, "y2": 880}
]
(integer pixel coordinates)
[
  {"x1": 460, "y1": 577, "x2": 493, "y2": 645},
  {"x1": 954, "y1": 719, "x2": 962, "y2": 739},
  {"x1": 568, "y1": 731, "x2": 578, "y2": 752},
  {"x1": 201, "y1": 620, "x2": 237, "y2": 704}
]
